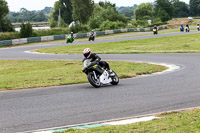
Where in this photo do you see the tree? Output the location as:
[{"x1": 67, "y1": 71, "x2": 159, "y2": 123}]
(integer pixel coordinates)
[
  {"x1": 134, "y1": 3, "x2": 153, "y2": 20},
  {"x1": 20, "y1": 22, "x2": 33, "y2": 38},
  {"x1": 190, "y1": 0, "x2": 200, "y2": 16},
  {"x1": 172, "y1": 0, "x2": 189, "y2": 18},
  {"x1": 0, "y1": 0, "x2": 14, "y2": 32},
  {"x1": 89, "y1": 2, "x2": 127, "y2": 29},
  {"x1": 0, "y1": 0, "x2": 8, "y2": 20},
  {"x1": 155, "y1": 0, "x2": 174, "y2": 22},
  {"x1": 72, "y1": 0, "x2": 94, "y2": 24},
  {"x1": 99, "y1": 1, "x2": 116, "y2": 8},
  {"x1": 49, "y1": 0, "x2": 73, "y2": 27}
]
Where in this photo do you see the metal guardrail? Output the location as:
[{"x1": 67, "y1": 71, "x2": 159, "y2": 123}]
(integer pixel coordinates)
[{"x1": 0, "y1": 26, "x2": 166, "y2": 47}]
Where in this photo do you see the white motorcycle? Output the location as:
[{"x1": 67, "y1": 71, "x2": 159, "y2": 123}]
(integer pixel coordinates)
[{"x1": 82, "y1": 59, "x2": 119, "y2": 88}]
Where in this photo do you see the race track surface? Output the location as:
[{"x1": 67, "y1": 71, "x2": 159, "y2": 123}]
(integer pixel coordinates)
[{"x1": 0, "y1": 31, "x2": 200, "y2": 133}]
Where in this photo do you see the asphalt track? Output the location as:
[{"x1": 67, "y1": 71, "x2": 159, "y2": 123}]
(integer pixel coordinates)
[{"x1": 1, "y1": 31, "x2": 200, "y2": 133}]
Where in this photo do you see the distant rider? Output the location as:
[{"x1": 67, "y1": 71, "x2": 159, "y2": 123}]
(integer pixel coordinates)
[
  {"x1": 153, "y1": 25, "x2": 158, "y2": 35},
  {"x1": 70, "y1": 32, "x2": 74, "y2": 41},
  {"x1": 91, "y1": 30, "x2": 95, "y2": 36},
  {"x1": 197, "y1": 24, "x2": 200, "y2": 31},
  {"x1": 82, "y1": 48, "x2": 114, "y2": 76},
  {"x1": 180, "y1": 24, "x2": 184, "y2": 32},
  {"x1": 185, "y1": 24, "x2": 190, "y2": 32}
]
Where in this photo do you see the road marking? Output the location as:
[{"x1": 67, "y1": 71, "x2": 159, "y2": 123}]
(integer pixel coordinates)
[{"x1": 33, "y1": 117, "x2": 159, "y2": 133}]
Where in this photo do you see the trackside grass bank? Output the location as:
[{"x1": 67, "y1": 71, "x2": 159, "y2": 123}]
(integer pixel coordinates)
[
  {"x1": 35, "y1": 33, "x2": 200, "y2": 54},
  {"x1": 56, "y1": 109, "x2": 200, "y2": 133},
  {"x1": 0, "y1": 60, "x2": 166, "y2": 90}
]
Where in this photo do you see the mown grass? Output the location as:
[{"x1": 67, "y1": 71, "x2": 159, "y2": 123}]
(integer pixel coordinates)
[
  {"x1": 56, "y1": 109, "x2": 200, "y2": 133},
  {"x1": 0, "y1": 60, "x2": 166, "y2": 90},
  {"x1": 36, "y1": 33, "x2": 200, "y2": 54}
]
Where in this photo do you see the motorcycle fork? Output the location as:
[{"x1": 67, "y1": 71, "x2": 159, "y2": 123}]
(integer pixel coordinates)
[{"x1": 93, "y1": 71, "x2": 97, "y2": 79}]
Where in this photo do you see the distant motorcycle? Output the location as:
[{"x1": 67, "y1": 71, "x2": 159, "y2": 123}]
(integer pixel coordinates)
[
  {"x1": 82, "y1": 59, "x2": 119, "y2": 88},
  {"x1": 66, "y1": 35, "x2": 74, "y2": 43},
  {"x1": 153, "y1": 29, "x2": 158, "y2": 35},
  {"x1": 197, "y1": 24, "x2": 200, "y2": 31},
  {"x1": 180, "y1": 26, "x2": 184, "y2": 32},
  {"x1": 185, "y1": 27, "x2": 190, "y2": 32},
  {"x1": 89, "y1": 33, "x2": 95, "y2": 41}
]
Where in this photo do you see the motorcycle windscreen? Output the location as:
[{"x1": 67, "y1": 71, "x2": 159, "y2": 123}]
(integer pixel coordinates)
[{"x1": 83, "y1": 59, "x2": 91, "y2": 67}]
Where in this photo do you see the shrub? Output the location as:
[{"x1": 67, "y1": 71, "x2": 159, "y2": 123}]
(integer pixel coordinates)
[
  {"x1": 100, "y1": 20, "x2": 126, "y2": 30},
  {"x1": 20, "y1": 22, "x2": 33, "y2": 38},
  {"x1": 70, "y1": 24, "x2": 89, "y2": 33},
  {"x1": 0, "y1": 32, "x2": 20, "y2": 41},
  {"x1": 33, "y1": 28, "x2": 70, "y2": 36},
  {"x1": 134, "y1": 20, "x2": 148, "y2": 28}
]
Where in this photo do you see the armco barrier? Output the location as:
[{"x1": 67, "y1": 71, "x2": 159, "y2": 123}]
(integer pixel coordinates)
[
  {"x1": 105, "y1": 30, "x2": 113, "y2": 35},
  {"x1": 144, "y1": 28, "x2": 151, "y2": 31},
  {"x1": 128, "y1": 28, "x2": 135, "y2": 32},
  {"x1": 121, "y1": 29, "x2": 128, "y2": 32},
  {"x1": 54, "y1": 35, "x2": 65, "y2": 40},
  {"x1": 76, "y1": 33, "x2": 87, "y2": 38},
  {"x1": 0, "y1": 40, "x2": 12, "y2": 46},
  {"x1": 96, "y1": 31, "x2": 105, "y2": 36},
  {"x1": 27, "y1": 37, "x2": 41, "y2": 43},
  {"x1": 0, "y1": 26, "x2": 165, "y2": 46},
  {"x1": 19, "y1": 38, "x2": 27, "y2": 44},
  {"x1": 12, "y1": 39, "x2": 20, "y2": 45},
  {"x1": 140, "y1": 28, "x2": 145, "y2": 32},
  {"x1": 113, "y1": 29, "x2": 121, "y2": 34}
]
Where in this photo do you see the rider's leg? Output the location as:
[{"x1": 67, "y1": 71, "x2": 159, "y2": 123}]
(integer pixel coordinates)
[{"x1": 99, "y1": 61, "x2": 114, "y2": 76}]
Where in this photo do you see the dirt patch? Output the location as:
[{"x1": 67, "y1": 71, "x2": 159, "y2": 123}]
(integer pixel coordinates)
[{"x1": 168, "y1": 19, "x2": 190, "y2": 25}]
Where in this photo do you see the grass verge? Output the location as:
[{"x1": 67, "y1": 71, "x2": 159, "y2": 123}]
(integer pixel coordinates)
[
  {"x1": 35, "y1": 33, "x2": 200, "y2": 54},
  {"x1": 56, "y1": 108, "x2": 200, "y2": 133},
  {"x1": 0, "y1": 60, "x2": 166, "y2": 91}
]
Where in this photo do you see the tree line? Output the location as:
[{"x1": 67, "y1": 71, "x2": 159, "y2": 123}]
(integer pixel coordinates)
[
  {"x1": 1, "y1": 0, "x2": 200, "y2": 32},
  {"x1": 7, "y1": 7, "x2": 53, "y2": 23}
]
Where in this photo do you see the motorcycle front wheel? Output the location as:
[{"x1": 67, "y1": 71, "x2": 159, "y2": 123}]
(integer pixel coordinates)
[
  {"x1": 87, "y1": 72, "x2": 101, "y2": 88},
  {"x1": 110, "y1": 71, "x2": 119, "y2": 85}
]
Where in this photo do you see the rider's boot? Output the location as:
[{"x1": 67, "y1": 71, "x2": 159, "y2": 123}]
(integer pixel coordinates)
[{"x1": 108, "y1": 69, "x2": 115, "y2": 77}]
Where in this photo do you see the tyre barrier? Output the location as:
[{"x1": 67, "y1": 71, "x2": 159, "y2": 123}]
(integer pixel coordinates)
[{"x1": 0, "y1": 26, "x2": 165, "y2": 47}]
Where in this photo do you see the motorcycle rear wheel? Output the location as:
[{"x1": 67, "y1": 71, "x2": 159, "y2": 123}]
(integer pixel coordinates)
[{"x1": 88, "y1": 72, "x2": 101, "y2": 88}]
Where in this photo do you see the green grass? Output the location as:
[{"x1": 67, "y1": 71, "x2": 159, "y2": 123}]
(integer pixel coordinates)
[
  {"x1": 36, "y1": 33, "x2": 200, "y2": 54},
  {"x1": 0, "y1": 60, "x2": 166, "y2": 90},
  {"x1": 56, "y1": 109, "x2": 200, "y2": 133}
]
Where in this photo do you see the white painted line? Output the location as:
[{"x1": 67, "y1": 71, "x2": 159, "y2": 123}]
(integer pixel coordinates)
[
  {"x1": 104, "y1": 116, "x2": 159, "y2": 125},
  {"x1": 24, "y1": 51, "x2": 47, "y2": 54},
  {"x1": 33, "y1": 131, "x2": 52, "y2": 133}
]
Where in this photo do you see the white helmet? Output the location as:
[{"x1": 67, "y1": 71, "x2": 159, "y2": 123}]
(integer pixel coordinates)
[{"x1": 83, "y1": 48, "x2": 91, "y2": 58}]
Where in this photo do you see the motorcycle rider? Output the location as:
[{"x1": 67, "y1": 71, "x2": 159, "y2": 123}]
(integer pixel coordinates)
[
  {"x1": 185, "y1": 24, "x2": 190, "y2": 32},
  {"x1": 82, "y1": 48, "x2": 114, "y2": 76},
  {"x1": 153, "y1": 25, "x2": 158, "y2": 35},
  {"x1": 89, "y1": 30, "x2": 95, "y2": 41},
  {"x1": 70, "y1": 32, "x2": 74, "y2": 41},
  {"x1": 180, "y1": 24, "x2": 184, "y2": 32}
]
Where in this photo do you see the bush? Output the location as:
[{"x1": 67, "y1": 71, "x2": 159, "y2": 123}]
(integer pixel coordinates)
[
  {"x1": 70, "y1": 24, "x2": 89, "y2": 33},
  {"x1": 0, "y1": 32, "x2": 20, "y2": 41},
  {"x1": 132, "y1": 20, "x2": 148, "y2": 28},
  {"x1": 33, "y1": 28, "x2": 70, "y2": 36},
  {"x1": 100, "y1": 20, "x2": 126, "y2": 30},
  {"x1": 20, "y1": 22, "x2": 33, "y2": 38}
]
